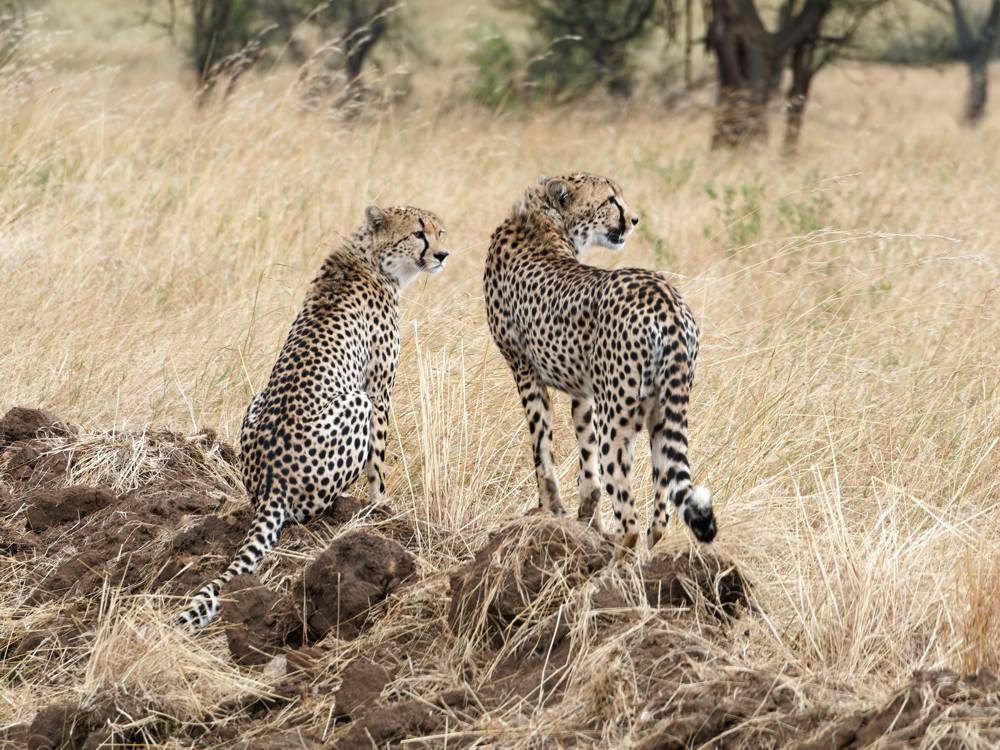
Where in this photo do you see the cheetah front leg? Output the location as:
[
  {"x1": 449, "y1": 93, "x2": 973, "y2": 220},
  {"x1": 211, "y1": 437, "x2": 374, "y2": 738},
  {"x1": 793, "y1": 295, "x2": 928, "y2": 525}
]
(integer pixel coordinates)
[
  {"x1": 366, "y1": 398, "x2": 389, "y2": 506},
  {"x1": 572, "y1": 398, "x2": 602, "y2": 531},
  {"x1": 513, "y1": 364, "x2": 564, "y2": 516}
]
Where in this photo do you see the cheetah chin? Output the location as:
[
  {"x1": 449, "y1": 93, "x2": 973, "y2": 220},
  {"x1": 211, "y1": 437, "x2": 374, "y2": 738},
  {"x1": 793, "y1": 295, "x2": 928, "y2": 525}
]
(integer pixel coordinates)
[{"x1": 598, "y1": 232, "x2": 626, "y2": 250}]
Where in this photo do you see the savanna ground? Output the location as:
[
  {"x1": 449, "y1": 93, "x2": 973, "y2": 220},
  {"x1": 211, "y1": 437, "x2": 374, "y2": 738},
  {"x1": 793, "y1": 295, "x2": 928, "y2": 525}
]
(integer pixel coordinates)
[{"x1": 2, "y1": 3, "x2": 1000, "y2": 748}]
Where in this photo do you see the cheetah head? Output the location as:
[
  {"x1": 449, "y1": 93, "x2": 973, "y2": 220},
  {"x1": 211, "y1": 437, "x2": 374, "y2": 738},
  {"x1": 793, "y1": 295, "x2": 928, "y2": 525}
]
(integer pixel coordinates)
[
  {"x1": 539, "y1": 173, "x2": 639, "y2": 253},
  {"x1": 365, "y1": 205, "x2": 448, "y2": 287}
]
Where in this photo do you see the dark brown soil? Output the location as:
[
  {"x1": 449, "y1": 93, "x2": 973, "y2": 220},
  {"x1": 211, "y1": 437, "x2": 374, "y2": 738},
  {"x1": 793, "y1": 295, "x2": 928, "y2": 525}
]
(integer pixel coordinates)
[
  {"x1": 24, "y1": 486, "x2": 116, "y2": 532},
  {"x1": 447, "y1": 517, "x2": 611, "y2": 646},
  {"x1": 7, "y1": 408, "x2": 998, "y2": 750},
  {"x1": 331, "y1": 688, "x2": 475, "y2": 750},
  {"x1": 0, "y1": 407, "x2": 77, "y2": 448},
  {"x1": 292, "y1": 529, "x2": 417, "y2": 641},
  {"x1": 640, "y1": 549, "x2": 752, "y2": 616},
  {"x1": 808, "y1": 669, "x2": 1000, "y2": 749},
  {"x1": 332, "y1": 657, "x2": 391, "y2": 718},
  {"x1": 232, "y1": 729, "x2": 321, "y2": 749},
  {"x1": 24, "y1": 696, "x2": 149, "y2": 750},
  {"x1": 1, "y1": 441, "x2": 73, "y2": 485},
  {"x1": 222, "y1": 574, "x2": 295, "y2": 666}
]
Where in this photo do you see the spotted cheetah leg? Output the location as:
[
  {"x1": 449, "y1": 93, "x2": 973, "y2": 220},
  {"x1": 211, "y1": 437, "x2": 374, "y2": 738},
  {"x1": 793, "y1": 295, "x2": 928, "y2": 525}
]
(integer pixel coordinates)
[
  {"x1": 646, "y1": 349, "x2": 716, "y2": 548},
  {"x1": 596, "y1": 398, "x2": 640, "y2": 551},
  {"x1": 513, "y1": 365, "x2": 564, "y2": 516},
  {"x1": 572, "y1": 397, "x2": 601, "y2": 530},
  {"x1": 178, "y1": 494, "x2": 289, "y2": 630},
  {"x1": 366, "y1": 399, "x2": 389, "y2": 506}
]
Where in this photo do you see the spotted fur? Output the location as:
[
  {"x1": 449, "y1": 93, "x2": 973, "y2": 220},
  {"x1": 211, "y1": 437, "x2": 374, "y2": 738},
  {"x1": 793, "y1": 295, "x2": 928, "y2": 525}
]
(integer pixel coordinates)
[
  {"x1": 483, "y1": 173, "x2": 716, "y2": 549},
  {"x1": 180, "y1": 206, "x2": 448, "y2": 629}
]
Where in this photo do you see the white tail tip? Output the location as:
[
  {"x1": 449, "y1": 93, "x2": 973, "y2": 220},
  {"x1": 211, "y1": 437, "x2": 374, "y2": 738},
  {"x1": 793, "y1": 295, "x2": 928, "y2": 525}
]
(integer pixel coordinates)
[{"x1": 690, "y1": 485, "x2": 712, "y2": 510}]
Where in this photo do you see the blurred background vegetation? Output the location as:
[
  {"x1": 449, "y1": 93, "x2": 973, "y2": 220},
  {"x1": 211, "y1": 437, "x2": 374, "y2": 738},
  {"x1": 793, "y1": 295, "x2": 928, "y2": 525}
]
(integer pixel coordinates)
[{"x1": 0, "y1": 0, "x2": 997, "y2": 147}]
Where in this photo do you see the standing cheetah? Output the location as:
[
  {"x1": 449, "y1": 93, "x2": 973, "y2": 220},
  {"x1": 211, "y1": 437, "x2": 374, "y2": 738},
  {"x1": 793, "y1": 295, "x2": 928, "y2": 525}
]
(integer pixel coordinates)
[
  {"x1": 180, "y1": 206, "x2": 449, "y2": 628},
  {"x1": 483, "y1": 173, "x2": 716, "y2": 550}
]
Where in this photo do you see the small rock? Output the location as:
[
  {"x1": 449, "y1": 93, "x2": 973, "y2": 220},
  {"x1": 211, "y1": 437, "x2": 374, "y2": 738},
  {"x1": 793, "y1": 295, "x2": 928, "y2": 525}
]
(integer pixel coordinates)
[{"x1": 264, "y1": 654, "x2": 289, "y2": 679}]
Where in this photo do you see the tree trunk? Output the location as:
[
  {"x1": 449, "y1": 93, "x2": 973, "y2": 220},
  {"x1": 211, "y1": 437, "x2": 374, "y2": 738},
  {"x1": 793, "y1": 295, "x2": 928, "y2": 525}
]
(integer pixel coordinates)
[
  {"x1": 950, "y1": 0, "x2": 1000, "y2": 124},
  {"x1": 341, "y1": 0, "x2": 389, "y2": 104},
  {"x1": 783, "y1": 93, "x2": 806, "y2": 153},
  {"x1": 713, "y1": 86, "x2": 768, "y2": 147},
  {"x1": 706, "y1": 0, "x2": 772, "y2": 148},
  {"x1": 193, "y1": 0, "x2": 232, "y2": 85},
  {"x1": 783, "y1": 40, "x2": 815, "y2": 155},
  {"x1": 597, "y1": 43, "x2": 632, "y2": 98},
  {"x1": 964, "y1": 56, "x2": 988, "y2": 125},
  {"x1": 684, "y1": 0, "x2": 693, "y2": 88}
]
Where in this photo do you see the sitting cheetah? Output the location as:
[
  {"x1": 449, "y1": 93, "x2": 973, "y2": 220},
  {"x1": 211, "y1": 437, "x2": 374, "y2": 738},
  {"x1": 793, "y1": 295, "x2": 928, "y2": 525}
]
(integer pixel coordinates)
[
  {"x1": 180, "y1": 206, "x2": 449, "y2": 628},
  {"x1": 483, "y1": 173, "x2": 716, "y2": 549}
]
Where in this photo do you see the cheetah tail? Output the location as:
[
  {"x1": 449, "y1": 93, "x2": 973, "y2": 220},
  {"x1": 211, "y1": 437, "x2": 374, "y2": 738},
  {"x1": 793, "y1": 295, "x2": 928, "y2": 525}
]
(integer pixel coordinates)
[
  {"x1": 177, "y1": 479, "x2": 289, "y2": 630},
  {"x1": 651, "y1": 349, "x2": 717, "y2": 545},
  {"x1": 676, "y1": 484, "x2": 716, "y2": 543}
]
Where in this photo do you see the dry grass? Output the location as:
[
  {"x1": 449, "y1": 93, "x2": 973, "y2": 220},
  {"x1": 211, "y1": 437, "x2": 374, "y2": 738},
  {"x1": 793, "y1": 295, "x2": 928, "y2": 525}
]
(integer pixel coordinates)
[{"x1": 1, "y1": 14, "x2": 999, "y2": 747}]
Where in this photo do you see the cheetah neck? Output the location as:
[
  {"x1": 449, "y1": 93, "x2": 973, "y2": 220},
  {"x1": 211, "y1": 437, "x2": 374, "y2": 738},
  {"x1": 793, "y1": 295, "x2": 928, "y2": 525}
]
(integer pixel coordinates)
[
  {"x1": 512, "y1": 186, "x2": 562, "y2": 226},
  {"x1": 509, "y1": 187, "x2": 578, "y2": 259},
  {"x1": 309, "y1": 234, "x2": 396, "y2": 301}
]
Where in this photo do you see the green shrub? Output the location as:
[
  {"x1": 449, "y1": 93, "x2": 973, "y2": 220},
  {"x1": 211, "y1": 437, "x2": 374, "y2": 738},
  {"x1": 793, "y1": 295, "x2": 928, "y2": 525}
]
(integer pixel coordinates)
[
  {"x1": 468, "y1": 32, "x2": 530, "y2": 110},
  {"x1": 704, "y1": 178, "x2": 765, "y2": 252}
]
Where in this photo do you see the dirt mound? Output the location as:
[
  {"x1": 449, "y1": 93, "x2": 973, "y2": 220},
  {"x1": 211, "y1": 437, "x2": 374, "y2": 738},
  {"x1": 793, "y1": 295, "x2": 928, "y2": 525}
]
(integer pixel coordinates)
[
  {"x1": 333, "y1": 688, "x2": 475, "y2": 750},
  {"x1": 154, "y1": 507, "x2": 255, "y2": 591},
  {"x1": 332, "y1": 658, "x2": 391, "y2": 718},
  {"x1": 1, "y1": 441, "x2": 73, "y2": 485},
  {"x1": 0, "y1": 408, "x2": 79, "y2": 487},
  {"x1": 7, "y1": 411, "x2": 995, "y2": 749},
  {"x1": 0, "y1": 407, "x2": 77, "y2": 448},
  {"x1": 640, "y1": 549, "x2": 751, "y2": 616},
  {"x1": 630, "y1": 640, "x2": 1000, "y2": 750},
  {"x1": 810, "y1": 669, "x2": 1000, "y2": 749},
  {"x1": 222, "y1": 574, "x2": 295, "y2": 666},
  {"x1": 23, "y1": 486, "x2": 116, "y2": 532},
  {"x1": 25, "y1": 696, "x2": 150, "y2": 750},
  {"x1": 233, "y1": 729, "x2": 321, "y2": 749},
  {"x1": 447, "y1": 517, "x2": 611, "y2": 646},
  {"x1": 292, "y1": 530, "x2": 417, "y2": 641},
  {"x1": 317, "y1": 495, "x2": 417, "y2": 546},
  {"x1": 21, "y1": 486, "x2": 237, "y2": 605}
]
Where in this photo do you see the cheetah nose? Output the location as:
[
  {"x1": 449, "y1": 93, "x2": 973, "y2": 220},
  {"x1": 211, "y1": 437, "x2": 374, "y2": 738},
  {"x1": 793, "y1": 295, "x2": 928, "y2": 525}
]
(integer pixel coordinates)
[
  {"x1": 433, "y1": 251, "x2": 449, "y2": 262},
  {"x1": 631, "y1": 216, "x2": 639, "y2": 227}
]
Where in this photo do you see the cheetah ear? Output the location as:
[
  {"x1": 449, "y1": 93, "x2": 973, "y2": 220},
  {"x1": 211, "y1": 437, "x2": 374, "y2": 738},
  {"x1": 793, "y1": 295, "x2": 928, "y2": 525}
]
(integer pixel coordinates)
[
  {"x1": 365, "y1": 205, "x2": 387, "y2": 231},
  {"x1": 543, "y1": 177, "x2": 571, "y2": 207}
]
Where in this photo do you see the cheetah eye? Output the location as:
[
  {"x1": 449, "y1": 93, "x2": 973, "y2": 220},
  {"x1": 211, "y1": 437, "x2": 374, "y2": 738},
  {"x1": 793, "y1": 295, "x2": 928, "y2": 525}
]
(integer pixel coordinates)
[{"x1": 413, "y1": 231, "x2": 426, "y2": 240}]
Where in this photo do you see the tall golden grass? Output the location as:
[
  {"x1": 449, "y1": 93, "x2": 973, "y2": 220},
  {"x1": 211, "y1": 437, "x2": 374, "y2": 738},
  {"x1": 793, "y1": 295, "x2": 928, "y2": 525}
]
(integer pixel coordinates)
[{"x1": 2, "y1": 27, "x2": 999, "y2": 745}]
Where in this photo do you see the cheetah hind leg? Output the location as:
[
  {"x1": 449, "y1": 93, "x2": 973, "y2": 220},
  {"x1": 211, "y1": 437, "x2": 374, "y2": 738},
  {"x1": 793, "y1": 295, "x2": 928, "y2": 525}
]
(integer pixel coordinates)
[{"x1": 178, "y1": 499, "x2": 288, "y2": 630}]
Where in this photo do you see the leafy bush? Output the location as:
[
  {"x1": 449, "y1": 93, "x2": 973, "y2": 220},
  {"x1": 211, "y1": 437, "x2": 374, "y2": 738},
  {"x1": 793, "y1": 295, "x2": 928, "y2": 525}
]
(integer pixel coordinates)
[
  {"x1": 492, "y1": 0, "x2": 664, "y2": 101},
  {"x1": 468, "y1": 32, "x2": 530, "y2": 110},
  {"x1": 704, "y1": 178, "x2": 765, "y2": 251}
]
